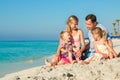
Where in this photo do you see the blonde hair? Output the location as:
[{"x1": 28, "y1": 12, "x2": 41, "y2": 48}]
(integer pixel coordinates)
[
  {"x1": 66, "y1": 15, "x2": 79, "y2": 33},
  {"x1": 60, "y1": 30, "x2": 68, "y2": 40},
  {"x1": 91, "y1": 27, "x2": 107, "y2": 40}
]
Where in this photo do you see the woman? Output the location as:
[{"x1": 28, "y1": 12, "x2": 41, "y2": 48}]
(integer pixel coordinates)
[{"x1": 45, "y1": 15, "x2": 86, "y2": 66}]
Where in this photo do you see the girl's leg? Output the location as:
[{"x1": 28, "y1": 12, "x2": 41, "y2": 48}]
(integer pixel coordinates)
[
  {"x1": 51, "y1": 55, "x2": 59, "y2": 65},
  {"x1": 108, "y1": 50, "x2": 113, "y2": 59},
  {"x1": 45, "y1": 59, "x2": 52, "y2": 66},
  {"x1": 45, "y1": 55, "x2": 59, "y2": 66},
  {"x1": 68, "y1": 52, "x2": 76, "y2": 63},
  {"x1": 110, "y1": 49, "x2": 118, "y2": 58},
  {"x1": 58, "y1": 59, "x2": 66, "y2": 65},
  {"x1": 112, "y1": 51, "x2": 118, "y2": 58},
  {"x1": 87, "y1": 53, "x2": 101, "y2": 62}
]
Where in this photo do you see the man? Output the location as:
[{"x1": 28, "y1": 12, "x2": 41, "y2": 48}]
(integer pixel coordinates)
[{"x1": 82, "y1": 14, "x2": 112, "y2": 60}]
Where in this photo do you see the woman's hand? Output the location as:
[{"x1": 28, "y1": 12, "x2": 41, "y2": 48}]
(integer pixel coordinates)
[{"x1": 76, "y1": 50, "x2": 82, "y2": 58}]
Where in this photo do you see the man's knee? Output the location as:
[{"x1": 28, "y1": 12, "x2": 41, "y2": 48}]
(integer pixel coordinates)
[{"x1": 81, "y1": 50, "x2": 90, "y2": 60}]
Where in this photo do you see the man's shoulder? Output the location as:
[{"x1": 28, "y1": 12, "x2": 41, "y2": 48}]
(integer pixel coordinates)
[
  {"x1": 96, "y1": 23, "x2": 107, "y2": 31},
  {"x1": 96, "y1": 23, "x2": 105, "y2": 28}
]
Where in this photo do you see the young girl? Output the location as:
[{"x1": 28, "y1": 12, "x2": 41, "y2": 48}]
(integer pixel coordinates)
[
  {"x1": 91, "y1": 27, "x2": 118, "y2": 61},
  {"x1": 45, "y1": 31, "x2": 77, "y2": 66},
  {"x1": 84, "y1": 27, "x2": 118, "y2": 63}
]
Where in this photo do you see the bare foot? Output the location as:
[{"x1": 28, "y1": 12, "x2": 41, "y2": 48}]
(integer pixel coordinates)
[
  {"x1": 72, "y1": 60, "x2": 77, "y2": 64},
  {"x1": 81, "y1": 61, "x2": 89, "y2": 65},
  {"x1": 45, "y1": 59, "x2": 52, "y2": 66},
  {"x1": 77, "y1": 60, "x2": 83, "y2": 63}
]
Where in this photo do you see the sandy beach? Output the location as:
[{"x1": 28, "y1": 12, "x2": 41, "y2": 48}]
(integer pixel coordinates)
[{"x1": 0, "y1": 39, "x2": 120, "y2": 80}]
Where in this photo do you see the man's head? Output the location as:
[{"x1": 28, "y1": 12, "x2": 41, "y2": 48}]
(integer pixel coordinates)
[{"x1": 85, "y1": 14, "x2": 97, "y2": 30}]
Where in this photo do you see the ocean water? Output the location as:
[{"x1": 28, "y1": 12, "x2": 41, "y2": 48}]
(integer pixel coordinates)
[
  {"x1": 0, "y1": 41, "x2": 58, "y2": 63},
  {"x1": 0, "y1": 41, "x2": 59, "y2": 77}
]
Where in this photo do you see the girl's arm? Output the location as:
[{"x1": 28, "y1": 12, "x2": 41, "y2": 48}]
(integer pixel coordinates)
[
  {"x1": 105, "y1": 41, "x2": 118, "y2": 57},
  {"x1": 56, "y1": 38, "x2": 63, "y2": 56},
  {"x1": 105, "y1": 41, "x2": 114, "y2": 52},
  {"x1": 60, "y1": 48, "x2": 67, "y2": 53},
  {"x1": 94, "y1": 41, "x2": 99, "y2": 53},
  {"x1": 107, "y1": 39, "x2": 113, "y2": 48},
  {"x1": 73, "y1": 47, "x2": 78, "y2": 52}
]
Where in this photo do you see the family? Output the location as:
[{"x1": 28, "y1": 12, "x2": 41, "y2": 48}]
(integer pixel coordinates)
[{"x1": 45, "y1": 14, "x2": 118, "y2": 66}]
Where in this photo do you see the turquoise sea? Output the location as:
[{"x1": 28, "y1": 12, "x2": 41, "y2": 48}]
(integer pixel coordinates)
[{"x1": 0, "y1": 41, "x2": 59, "y2": 77}]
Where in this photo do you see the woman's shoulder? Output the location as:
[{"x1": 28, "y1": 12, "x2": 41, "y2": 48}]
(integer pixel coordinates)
[
  {"x1": 78, "y1": 29, "x2": 83, "y2": 31},
  {"x1": 77, "y1": 29, "x2": 84, "y2": 34}
]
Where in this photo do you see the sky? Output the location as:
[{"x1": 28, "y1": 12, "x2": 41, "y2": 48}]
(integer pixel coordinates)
[{"x1": 0, "y1": 0, "x2": 120, "y2": 41}]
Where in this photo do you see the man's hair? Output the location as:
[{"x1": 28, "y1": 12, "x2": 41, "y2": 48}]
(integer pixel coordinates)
[{"x1": 85, "y1": 14, "x2": 97, "y2": 23}]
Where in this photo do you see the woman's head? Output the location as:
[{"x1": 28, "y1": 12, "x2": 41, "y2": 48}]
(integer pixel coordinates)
[
  {"x1": 60, "y1": 31, "x2": 71, "y2": 42},
  {"x1": 66, "y1": 15, "x2": 79, "y2": 33},
  {"x1": 91, "y1": 27, "x2": 107, "y2": 41}
]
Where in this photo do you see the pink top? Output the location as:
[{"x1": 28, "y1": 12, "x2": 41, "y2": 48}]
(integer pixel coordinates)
[{"x1": 72, "y1": 32, "x2": 80, "y2": 50}]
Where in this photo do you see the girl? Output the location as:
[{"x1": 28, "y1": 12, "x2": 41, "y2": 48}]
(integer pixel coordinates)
[
  {"x1": 45, "y1": 31, "x2": 77, "y2": 66},
  {"x1": 91, "y1": 27, "x2": 118, "y2": 61}
]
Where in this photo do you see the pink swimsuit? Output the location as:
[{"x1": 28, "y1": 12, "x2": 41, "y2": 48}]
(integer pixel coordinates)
[{"x1": 72, "y1": 32, "x2": 80, "y2": 50}]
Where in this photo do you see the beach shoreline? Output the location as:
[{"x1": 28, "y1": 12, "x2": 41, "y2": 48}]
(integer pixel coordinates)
[
  {"x1": 0, "y1": 38, "x2": 120, "y2": 80},
  {"x1": 0, "y1": 55, "x2": 54, "y2": 78}
]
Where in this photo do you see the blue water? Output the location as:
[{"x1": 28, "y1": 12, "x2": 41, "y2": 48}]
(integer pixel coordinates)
[{"x1": 0, "y1": 41, "x2": 58, "y2": 63}]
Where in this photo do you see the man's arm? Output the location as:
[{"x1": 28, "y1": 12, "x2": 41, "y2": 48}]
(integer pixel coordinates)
[{"x1": 85, "y1": 41, "x2": 90, "y2": 50}]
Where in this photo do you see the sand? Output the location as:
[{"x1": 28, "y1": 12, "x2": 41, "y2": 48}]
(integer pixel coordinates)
[{"x1": 0, "y1": 39, "x2": 120, "y2": 80}]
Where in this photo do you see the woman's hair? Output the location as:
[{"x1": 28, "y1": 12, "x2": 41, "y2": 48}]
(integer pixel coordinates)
[
  {"x1": 66, "y1": 15, "x2": 79, "y2": 33},
  {"x1": 91, "y1": 27, "x2": 107, "y2": 40}
]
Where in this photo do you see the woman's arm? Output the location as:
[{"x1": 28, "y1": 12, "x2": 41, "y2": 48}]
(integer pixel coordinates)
[
  {"x1": 75, "y1": 30, "x2": 85, "y2": 57},
  {"x1": 79, "y1": 30, "x2": 86, "y2": 53}
]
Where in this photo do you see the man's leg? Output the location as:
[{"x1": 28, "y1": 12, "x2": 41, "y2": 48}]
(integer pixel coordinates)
[{"x1": 81, "y1": 49, "x2": 90, "y2": 60}]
